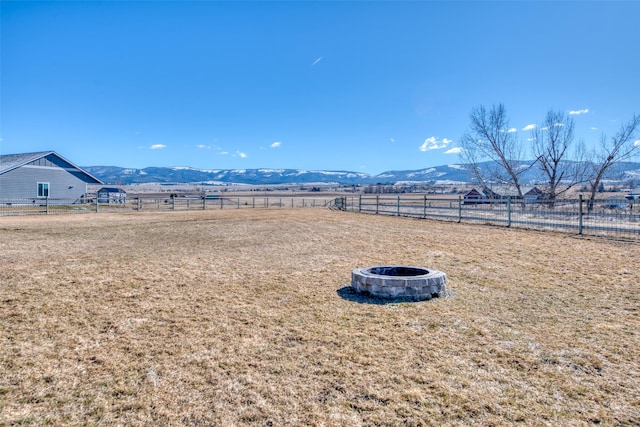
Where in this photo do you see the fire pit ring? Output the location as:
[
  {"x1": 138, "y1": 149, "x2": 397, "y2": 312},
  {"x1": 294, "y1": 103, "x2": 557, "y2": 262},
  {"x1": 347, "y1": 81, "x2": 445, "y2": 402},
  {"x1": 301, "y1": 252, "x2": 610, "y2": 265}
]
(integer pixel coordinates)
[{"x1": 351, "y1": 265, "x2": 447, "y2": 301}]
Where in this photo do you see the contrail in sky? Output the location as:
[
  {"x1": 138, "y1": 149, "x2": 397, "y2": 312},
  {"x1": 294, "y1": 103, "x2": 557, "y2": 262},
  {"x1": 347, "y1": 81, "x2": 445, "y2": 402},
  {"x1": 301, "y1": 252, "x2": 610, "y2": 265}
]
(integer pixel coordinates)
[{"x1": 312, "y1": 56, "x2": 323, "y2": 66}]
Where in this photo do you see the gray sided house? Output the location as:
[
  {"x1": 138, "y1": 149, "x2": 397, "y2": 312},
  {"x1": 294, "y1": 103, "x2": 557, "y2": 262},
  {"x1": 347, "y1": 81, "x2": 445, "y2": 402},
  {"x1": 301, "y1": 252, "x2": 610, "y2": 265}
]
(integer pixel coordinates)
[{"x1": 0, "y1": 151, "x2": 103, "y2": 202}]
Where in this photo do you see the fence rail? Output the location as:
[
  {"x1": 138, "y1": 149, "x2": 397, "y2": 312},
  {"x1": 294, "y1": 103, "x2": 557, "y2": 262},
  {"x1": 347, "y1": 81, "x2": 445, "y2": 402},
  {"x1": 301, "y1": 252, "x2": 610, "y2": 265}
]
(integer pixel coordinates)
[
  {"x1": 338, "y1": 195, "x2": 640, "y2": 240},
  {"x1": 3, "y1": 194, "x2": 638, "y2": 241},
  {"x1": 0, "y1": 196, "x2": 337, "y2": 216}
]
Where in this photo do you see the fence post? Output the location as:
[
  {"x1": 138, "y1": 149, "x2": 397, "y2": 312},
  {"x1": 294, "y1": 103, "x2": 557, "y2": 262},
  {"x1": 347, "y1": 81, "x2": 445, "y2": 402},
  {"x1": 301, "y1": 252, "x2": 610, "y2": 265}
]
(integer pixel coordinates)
[
  {"x1": 458, "y1": 196, "x2": 462, "y2": 223},
  {"x1": 280, "y1": 198, "x2": 282, "y2": 208},
  {"x1": 253, "y1": 198, "x2": 255, "y2": 209},
  {"x1": 203, "y1": 197, "x2": 206, "y2": 210},
  {"x1": 397, "y1": 196, "x2": 400, "y2": 216},
  {"x1": 96, "y1": 197, "x2": 100, "y2": 213},
  {"x1": 238, "y1": 198, "x2": 240, "y2": 209},
  {"x1": 423, "y1": 195, "x2": 427, "y2": 218},
  {"x1": 579, "y1": 195, "x2": 584, "y2": 235},
  {"x1": 291, "y1": 198, "x2": 294, "y2": 208},
  {"x1": 45, "y1": 196, "x2": 49, "y2": 214},
  {"x1": 358, "y1": 195, "x2": 362, "y2": 213},
  {"x1": 220, "y1": 197, "x2": 223, "y2": 209},
  {"x1": 507, "y1": 196, "x2": 512, "y2": 227},
  {"x1": 172, "y1": 196, "x2": 175, "y2": 210},
  {"x1": 376, "y1": 195, "x2": 379, "y2": 214}
]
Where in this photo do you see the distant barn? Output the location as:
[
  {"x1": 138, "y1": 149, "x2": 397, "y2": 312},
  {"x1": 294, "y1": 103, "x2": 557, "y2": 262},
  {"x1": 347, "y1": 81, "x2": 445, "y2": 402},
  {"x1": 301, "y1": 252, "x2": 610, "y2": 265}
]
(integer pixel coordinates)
[{"x1": 0, "y1": 151, "x2": 103, "y2": 202}]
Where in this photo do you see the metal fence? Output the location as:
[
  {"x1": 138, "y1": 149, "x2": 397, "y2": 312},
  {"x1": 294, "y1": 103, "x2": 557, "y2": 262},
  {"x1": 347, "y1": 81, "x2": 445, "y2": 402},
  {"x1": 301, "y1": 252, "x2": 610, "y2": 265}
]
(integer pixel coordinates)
[
  {"x1": 0, "y1": 195, "x2": 338, "y2": 216},
  {"x1": 338, "y1": 195, "x2": 640, "y2": 240},
  {"x1": 4, "y1": 194, "x2": 638, "y2": 241}
]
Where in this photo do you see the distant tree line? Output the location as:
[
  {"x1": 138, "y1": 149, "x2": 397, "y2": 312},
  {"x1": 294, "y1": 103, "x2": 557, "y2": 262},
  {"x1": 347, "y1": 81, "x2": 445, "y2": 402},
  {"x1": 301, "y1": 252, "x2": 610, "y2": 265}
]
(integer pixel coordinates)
[{"x1": 459, "y1": 103, "x2": 639, "y2": 210}]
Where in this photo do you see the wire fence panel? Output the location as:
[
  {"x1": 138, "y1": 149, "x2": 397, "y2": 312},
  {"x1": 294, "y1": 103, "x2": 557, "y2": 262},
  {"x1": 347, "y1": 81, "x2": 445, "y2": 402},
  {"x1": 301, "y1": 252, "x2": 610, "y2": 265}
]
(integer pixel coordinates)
[
  {"x1": 341, "y1": 195, "x2": 640, "y2": 241},
  {"x1": 0, "y1": 198, "x2": 95, "y2": 216},
  {"x1": 0, "y1": 196, "x2": 337, "y2": 216}
]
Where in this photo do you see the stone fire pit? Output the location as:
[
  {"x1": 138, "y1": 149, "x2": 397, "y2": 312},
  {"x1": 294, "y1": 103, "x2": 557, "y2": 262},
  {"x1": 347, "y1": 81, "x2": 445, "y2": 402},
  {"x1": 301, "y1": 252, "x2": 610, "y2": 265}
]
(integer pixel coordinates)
[{"x1": 351, "y1": 266, "x2": 447, "y2": 301}]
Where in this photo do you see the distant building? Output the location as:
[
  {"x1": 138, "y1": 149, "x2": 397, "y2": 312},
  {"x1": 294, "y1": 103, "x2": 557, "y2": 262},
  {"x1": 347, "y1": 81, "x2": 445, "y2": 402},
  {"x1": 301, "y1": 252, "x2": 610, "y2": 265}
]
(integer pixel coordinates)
[
  {"x1": 485, "y1": 186, "x2": 543, "y2": 200},
  {"x1": 97, "y1": 187, "x2": 127, "y2": 204},
  {"x1": 625, "y1": 187, "x2": 640, "y2": 201},
  {"x1": 603, "y1": 196, "x2": 629, "y2": 209},
  {"x1": 463, "y1": 186, "x2": 543, "y2": 204},
  {"x1": 463, "y1": 188, "x2": 487, "y2": 204},
  {"x1": 0, "y1": 151, "x2": 102, "y2": 201}
]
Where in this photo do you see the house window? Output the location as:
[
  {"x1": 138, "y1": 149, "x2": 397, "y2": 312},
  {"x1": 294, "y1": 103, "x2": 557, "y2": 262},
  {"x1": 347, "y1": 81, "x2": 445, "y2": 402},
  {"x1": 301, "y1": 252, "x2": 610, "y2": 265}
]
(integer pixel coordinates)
[{"x1": 37, "y1": 182, "x2": 50, "y2": 198}]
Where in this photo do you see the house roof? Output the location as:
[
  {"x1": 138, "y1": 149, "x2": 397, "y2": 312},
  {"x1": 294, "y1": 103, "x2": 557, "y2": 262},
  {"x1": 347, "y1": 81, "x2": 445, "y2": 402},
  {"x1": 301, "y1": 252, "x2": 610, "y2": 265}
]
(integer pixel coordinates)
[
  {"x1": 98, "y1": 187, "x2": 126, "y2": 193},
  {"x1": 0, "y1": 151, "x2": 103, "y2": 184},
  {"x1": 487, "y1": 185, "x2": 541, "y2": 197},
  {"x1": 465, "y1": 186, "x2": 542, "y2": 198},
  {"x1": 464, "y1": 188, "x2": 484, "y2": 196}
]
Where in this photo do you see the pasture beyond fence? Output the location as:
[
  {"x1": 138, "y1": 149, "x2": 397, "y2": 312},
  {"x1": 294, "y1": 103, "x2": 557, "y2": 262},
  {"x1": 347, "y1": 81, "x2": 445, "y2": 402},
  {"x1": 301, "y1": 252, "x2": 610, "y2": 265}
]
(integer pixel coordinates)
[
  {"x1": 336, "y1": 194, "x2": 640, "y2": 241},
  {"x1": 0, "y1": 195, "x2": 336, "y2": 216},
  {"x1": 2, "y1": 193, "x2": 639, "y2": 240}
]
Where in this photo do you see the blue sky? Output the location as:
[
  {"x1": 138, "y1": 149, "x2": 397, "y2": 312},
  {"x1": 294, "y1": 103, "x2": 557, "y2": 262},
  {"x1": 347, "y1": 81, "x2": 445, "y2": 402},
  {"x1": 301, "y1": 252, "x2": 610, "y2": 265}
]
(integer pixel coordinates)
[{"x1": 1, "y1": 1, "x2": 638, "y2": 175}]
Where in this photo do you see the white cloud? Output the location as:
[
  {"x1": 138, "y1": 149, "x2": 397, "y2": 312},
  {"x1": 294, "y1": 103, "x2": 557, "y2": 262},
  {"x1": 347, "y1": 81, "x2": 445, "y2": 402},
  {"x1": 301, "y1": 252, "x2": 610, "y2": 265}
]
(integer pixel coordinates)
[
  {"x1": 235, "y1": 151, "x2": 247, "y2": 158},
  {"x1": 312, "y1": 56, "x2": 323, "y2": 66},
  {"x1": 569, "y1": 109, "x2": 589, "y2": 115},
  {"x1": 270, "y1": 141, "x2": 281, "y2": 148},
  {"x1": 150, "y1": 144, "x2": 166, "y2": 150},
  {"x1": 390, "y1": 138, "x2": 395, "y2": 143},
  {"x1": 419, "y1": 136, "x2": 452, "y2": 151},
  {"x1": 591, "y1": 127, "x2": 598, "y2": 131},
  {"x1": 507, "y1": 128, "x2": 517, "y2": 133},
  {"x1": 445, "y1": 147, "x2": 463, "y2": 154},
  {"x1": 197, "y1": 144, "x2": 212, "y2": 149},
  {"x1": 634, "y1": 140, "x2": 640, "y2": 147},
  {"x1": 523, "y1": 124, "x2": 536, "y2": 131}
]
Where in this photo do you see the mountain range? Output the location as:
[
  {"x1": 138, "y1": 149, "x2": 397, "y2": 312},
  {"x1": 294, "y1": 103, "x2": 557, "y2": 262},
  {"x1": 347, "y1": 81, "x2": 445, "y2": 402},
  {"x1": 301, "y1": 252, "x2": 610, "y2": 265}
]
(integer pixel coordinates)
[{"x1": 84, "y1": 161, "x2": 640, "y2": 186}]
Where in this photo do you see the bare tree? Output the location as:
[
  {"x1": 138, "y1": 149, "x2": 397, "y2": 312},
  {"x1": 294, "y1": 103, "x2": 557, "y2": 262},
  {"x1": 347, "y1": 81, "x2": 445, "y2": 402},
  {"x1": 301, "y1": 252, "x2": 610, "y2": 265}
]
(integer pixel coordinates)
[
  {"x1": 530, "y1": 110, "x2": 590, "y2": 201},
  {"x1": 460, "y1": 103, "x2": 528, "y2": 198},
  {"x1": 587, "y1": 114, "x2": 640, "y2": 210}
]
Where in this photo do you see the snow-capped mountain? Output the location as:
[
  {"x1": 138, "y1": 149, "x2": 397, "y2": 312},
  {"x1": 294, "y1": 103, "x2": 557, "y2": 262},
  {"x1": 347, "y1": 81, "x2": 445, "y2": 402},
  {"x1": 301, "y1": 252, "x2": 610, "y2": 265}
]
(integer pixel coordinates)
[{"x1": 83, "y1": 161, "x2": 640, "y2": 186}]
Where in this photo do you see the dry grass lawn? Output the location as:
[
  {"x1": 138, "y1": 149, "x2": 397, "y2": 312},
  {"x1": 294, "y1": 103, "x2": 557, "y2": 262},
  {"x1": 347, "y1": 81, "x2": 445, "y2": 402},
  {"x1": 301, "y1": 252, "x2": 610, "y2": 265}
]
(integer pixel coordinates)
[{"x1": 1, "y1": 209, "x2": 639, "y2": 426}]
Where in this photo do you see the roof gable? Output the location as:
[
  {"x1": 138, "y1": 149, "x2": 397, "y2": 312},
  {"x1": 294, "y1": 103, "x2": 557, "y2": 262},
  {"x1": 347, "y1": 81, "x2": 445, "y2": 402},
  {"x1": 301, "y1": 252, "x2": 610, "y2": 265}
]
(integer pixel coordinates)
[
  {"x1": 484, "y1": 185, "x2": 542, "y2": 197},
  {"x1": 0, "y1": 151, "x2": 103, "y2": 184},
  {"x1": 0, "y1": 151, "x2": 54, "y2": 174}
]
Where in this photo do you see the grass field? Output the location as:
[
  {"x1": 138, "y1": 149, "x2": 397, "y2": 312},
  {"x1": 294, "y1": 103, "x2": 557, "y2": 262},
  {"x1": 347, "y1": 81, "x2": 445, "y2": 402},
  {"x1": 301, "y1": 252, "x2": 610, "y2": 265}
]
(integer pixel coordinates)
[{"x1": 1, "y1": 209, "x2": 639, "y2": 426}]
